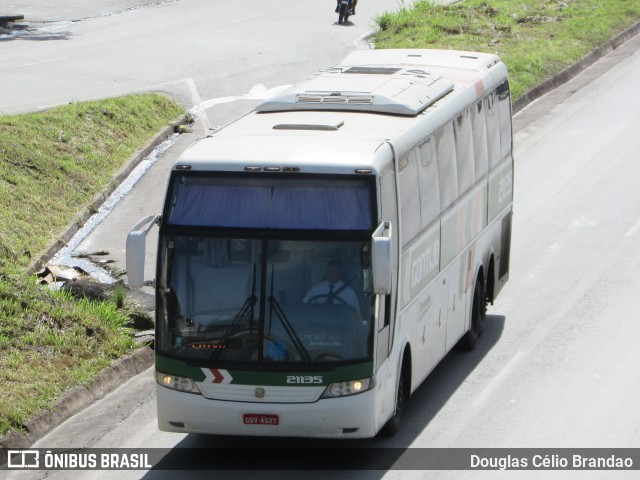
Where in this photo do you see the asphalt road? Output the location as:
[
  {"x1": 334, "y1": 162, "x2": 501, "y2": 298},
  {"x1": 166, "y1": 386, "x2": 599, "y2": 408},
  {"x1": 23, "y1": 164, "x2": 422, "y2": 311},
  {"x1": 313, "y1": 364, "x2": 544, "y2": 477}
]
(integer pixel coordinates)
[
  {"x1": 1, "y1": 0, "x2": 406, "y2": 118},
  {"x1": 2, "y1": 1, "x2": 640, "y2": 478}
]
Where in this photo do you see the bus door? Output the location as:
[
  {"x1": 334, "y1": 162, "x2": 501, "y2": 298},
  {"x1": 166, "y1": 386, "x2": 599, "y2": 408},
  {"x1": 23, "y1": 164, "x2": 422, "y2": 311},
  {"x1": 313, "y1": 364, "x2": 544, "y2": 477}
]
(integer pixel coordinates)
[{"x1": 375, "y1": 163, "x2": 398, "y2": 368}]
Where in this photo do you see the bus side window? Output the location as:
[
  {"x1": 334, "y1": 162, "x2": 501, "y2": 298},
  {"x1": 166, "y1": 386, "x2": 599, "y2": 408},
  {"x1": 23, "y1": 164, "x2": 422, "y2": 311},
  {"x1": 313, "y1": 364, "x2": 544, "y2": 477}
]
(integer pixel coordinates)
[
  {"x1": 471, "y1": 99, "x2": 489, "y2": 182},
  {"x1": 417, "y1": 139, "x2": 440, "y2": 230},
  {"x1": 497, "y1": 81, "x2": 513, "y2": 164},
  {"x1": 398, "y1": 151, "x2": 421, "y2": 246},
  {"x1": 485, "y1": 91, "x2": 501, "y2": 170},
  {"x1": 454, "y1": 109, "x2": 475, "y2": 194},
  {"x1": 436, "y1": 122, "x2": 458, "y2": 212}
]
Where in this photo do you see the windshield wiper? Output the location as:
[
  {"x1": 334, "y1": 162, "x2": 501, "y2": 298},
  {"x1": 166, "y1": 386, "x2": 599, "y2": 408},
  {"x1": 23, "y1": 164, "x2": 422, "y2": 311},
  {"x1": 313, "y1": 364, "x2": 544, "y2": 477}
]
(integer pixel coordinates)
[
  {"x1": 210, "y1": 264, "x2": 257, "y2": 363},
  {"x1": 268, "y1": 265, "x2": 314, "y2": 369}
]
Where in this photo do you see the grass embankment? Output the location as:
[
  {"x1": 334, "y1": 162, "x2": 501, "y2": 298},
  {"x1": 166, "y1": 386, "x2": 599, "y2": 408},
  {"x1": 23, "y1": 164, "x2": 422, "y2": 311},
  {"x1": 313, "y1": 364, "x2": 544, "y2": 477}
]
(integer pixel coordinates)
[
  {"x1": 373, "y1": 0, "x2": 640, "y2": 100},
  {"x1": 0, "y1": 94, "x2": 183, "y2": 436}
]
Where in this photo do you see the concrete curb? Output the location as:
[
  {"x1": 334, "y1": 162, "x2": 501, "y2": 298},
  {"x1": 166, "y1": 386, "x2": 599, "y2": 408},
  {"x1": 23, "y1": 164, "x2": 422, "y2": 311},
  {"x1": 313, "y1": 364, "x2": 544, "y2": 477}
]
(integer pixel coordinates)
[{"x1": 0, "y1": 347, "x2": 153, "y2": 464}]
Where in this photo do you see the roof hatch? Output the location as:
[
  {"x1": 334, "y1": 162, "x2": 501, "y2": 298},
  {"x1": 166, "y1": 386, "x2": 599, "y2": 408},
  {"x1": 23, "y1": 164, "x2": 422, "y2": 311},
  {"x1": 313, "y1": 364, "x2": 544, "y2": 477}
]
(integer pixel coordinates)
[{"x1": 256, "y1": 66, "x2": 454, "y2": 116}]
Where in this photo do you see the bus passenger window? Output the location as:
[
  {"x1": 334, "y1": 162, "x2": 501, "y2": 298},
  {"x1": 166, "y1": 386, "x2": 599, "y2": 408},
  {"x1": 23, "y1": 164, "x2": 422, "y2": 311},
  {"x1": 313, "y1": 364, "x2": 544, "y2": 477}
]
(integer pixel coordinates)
[
  {"x1": 398, "y1": 151, "x2": 421, "y2": 246},
  {"x1": 436, "y1": 123, "x2": 458, "y2": 212},
  {"x1": 454, "y1": 109, "x2": 475, "y2": 194},
  {"x1": 497, "y1": 81, "x2": 513, "y2": 163},
  {"x1": 485, "y1": 91, "x2": 501, "y2": 170},
  {"x1": 418, "y1": 138, "x2": 440, "y2": 229},
  {"x1": 471, "y1": 100, "x2": 489, "y2": 181}
]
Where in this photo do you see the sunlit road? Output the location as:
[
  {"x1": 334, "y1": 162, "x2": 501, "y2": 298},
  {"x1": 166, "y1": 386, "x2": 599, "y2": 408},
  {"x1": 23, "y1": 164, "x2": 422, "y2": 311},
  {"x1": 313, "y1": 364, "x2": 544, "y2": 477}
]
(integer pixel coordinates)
[
  {"x1": 1, "y1": 0, "x2": 401, "y2": 124},
  {"x1": 3, "y1": 1, "x2": 640, "y2": 479}
]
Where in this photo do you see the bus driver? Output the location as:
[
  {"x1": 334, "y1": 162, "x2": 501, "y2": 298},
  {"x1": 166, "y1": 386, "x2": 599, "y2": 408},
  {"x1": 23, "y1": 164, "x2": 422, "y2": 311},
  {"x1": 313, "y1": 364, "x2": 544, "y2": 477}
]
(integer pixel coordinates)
[{"x1": 303, "y1": 260, "x2": 360, "y2": 312}]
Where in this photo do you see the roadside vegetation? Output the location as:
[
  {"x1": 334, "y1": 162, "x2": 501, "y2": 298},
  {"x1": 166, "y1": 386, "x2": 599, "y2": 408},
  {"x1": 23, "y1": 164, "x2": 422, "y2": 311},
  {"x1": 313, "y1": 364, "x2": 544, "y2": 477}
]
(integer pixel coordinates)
[
  {"x1": 373, "y1": 0, "x2": 640, "y2": 100},
  {"x1": 0, "y1": 94, "x2": 183, "y2": 437}
]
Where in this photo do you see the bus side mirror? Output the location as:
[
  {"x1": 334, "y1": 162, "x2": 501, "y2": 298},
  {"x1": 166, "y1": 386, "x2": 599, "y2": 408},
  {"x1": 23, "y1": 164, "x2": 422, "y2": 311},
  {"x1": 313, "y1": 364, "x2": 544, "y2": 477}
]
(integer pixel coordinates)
[
  {"x1": 372, "y1": 221, "x2": 392, "y2": 295},
  {"x1": 126, "y1": 215, "x2": 159, "y2": 288}
]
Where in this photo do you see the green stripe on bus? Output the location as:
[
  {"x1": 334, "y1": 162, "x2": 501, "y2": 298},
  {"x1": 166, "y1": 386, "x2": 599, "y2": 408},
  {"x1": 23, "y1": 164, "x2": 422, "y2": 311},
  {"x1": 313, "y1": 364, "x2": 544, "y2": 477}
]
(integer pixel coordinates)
[{"x1": 156, "y1": 355, "x2": 207, "y2": 381}]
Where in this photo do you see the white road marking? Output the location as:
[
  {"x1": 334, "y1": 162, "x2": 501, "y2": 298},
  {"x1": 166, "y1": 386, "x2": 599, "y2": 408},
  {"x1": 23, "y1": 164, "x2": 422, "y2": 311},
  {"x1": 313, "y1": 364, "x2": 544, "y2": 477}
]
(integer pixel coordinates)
[
  {"x1": 145, "y1": 79, "x2": 290, "y2": 133},
  {"x1": 18, "y1": 57, "x2": 68, "y2": 68},
  {"x1": 230, "y1": 13, "x2": 263, "y2": 24},
  {"x1": 189, "y1": 83, "x2": 292, "y2": 114},
  {"x1": 625, "y1": 217, "x2": 640, "y2": 237}
]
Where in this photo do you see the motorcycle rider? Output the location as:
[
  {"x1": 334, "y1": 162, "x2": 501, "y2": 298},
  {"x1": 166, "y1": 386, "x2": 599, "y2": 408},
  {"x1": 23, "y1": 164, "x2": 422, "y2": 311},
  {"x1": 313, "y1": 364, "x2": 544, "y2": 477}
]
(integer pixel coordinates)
[{"x1": 335, "y1": 0, "x2": 357, "y2": 15}]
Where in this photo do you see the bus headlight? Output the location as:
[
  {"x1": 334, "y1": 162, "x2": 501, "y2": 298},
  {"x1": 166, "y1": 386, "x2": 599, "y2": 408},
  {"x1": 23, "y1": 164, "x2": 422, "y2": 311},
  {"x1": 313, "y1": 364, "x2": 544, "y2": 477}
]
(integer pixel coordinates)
[
  {"x1": 321, "y1": 377, "x2": 374, "y2": 398},
  {"x1": 156, "y1": 371, "x2": 201, "y2": 394}
]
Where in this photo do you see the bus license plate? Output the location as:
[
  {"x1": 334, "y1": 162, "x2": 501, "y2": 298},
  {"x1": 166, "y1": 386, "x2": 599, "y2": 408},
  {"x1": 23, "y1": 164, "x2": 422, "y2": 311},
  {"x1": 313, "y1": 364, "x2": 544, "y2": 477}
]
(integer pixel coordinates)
[{"x1": 243, "y1": 414, "x2": 279, "y2": 425}]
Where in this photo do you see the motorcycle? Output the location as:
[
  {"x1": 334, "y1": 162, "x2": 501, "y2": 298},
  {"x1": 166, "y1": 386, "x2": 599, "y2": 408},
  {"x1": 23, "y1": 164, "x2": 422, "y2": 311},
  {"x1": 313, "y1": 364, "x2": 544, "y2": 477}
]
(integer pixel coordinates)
[{"x1": 336, "y1": 0, "x2": 353, "y2": 24}]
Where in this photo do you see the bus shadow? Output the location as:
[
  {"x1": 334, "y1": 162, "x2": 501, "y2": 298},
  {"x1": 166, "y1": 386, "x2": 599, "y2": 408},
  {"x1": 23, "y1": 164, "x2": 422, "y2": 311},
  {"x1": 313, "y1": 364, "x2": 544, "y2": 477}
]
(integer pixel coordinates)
[{"x1": 143, "y1": 314, "x2": 506, "y2": 478}]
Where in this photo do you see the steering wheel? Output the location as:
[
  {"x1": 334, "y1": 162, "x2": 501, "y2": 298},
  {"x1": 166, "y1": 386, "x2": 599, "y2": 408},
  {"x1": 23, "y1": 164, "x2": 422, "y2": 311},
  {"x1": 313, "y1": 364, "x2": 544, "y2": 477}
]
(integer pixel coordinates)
[
  {"x1": 315, "y1": 353, "x2": 343, "y2": 362},
  {"x1": 306, "y1": 294, "x2": 349, "y2": 305}
]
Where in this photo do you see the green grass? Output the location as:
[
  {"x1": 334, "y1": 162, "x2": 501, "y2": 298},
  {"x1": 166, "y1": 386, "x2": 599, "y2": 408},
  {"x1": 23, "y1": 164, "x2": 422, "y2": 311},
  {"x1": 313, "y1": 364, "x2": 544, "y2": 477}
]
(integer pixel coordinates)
[
  {"x1": 373, "y1": 0, "x2": 640, "y2": 100},
  {"x1": 0, "y1": 270, "x2": 135, "y2": 435},
  {"x1": 0, "y1": 93, "x2": 183, "y2": 269},
  {"x1": 0, "y1": 93, "x2": 183, "y2": 437}
]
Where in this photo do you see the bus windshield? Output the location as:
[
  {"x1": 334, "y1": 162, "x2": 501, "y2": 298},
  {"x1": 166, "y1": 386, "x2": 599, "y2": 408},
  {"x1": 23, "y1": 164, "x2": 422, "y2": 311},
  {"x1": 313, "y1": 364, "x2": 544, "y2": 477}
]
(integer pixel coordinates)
[{"x1": 157, "y1": 236, "x2": 375, "y2": 367}]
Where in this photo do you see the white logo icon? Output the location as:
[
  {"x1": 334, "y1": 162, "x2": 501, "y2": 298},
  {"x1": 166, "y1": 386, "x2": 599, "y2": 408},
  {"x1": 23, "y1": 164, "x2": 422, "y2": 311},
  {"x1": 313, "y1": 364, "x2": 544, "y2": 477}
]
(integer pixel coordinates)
[{"x1": 8, "y1": 450, "x2": 40, "y2": 468}]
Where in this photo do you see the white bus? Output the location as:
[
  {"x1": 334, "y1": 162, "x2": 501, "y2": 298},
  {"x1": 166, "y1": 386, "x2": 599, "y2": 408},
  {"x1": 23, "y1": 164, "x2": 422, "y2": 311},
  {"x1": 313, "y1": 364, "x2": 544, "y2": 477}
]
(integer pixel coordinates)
[{"x1": 127, "y1": 49, "x2": 513, "y2": 438}]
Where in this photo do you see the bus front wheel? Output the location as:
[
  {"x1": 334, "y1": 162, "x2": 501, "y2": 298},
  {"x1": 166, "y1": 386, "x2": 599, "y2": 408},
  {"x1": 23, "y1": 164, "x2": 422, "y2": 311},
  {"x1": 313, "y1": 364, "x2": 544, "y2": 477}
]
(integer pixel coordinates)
[
  {"x1": 379, "y1": 369, "x2": 405, "y2": 437},
  {"x1": 461, "y1": 277, "x2": 485, "y2": 351}
]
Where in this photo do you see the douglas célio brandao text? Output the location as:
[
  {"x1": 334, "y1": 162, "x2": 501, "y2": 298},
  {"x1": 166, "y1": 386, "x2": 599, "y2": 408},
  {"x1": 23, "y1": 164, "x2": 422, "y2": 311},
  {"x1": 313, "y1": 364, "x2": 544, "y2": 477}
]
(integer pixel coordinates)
[{"x1": 470, "y1": 453, "x2": 634, "y2": 470}]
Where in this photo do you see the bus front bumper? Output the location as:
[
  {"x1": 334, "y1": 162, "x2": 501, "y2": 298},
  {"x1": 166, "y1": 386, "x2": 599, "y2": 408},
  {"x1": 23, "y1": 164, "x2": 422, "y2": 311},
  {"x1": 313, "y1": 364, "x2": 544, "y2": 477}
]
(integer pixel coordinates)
[{"x1": 156, "y1": 384, "x2": 379, "y2": 438}]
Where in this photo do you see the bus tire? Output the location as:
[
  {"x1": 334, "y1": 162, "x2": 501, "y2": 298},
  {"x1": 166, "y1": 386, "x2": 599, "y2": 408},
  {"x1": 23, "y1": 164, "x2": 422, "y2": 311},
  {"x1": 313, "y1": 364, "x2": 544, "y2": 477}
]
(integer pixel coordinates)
[
  {"x1": 461, "y1": 277, "x2": 485, "y2": 351},
  {"x1": 379, "y1": 368, "x2": 406, "y2": 437}
]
